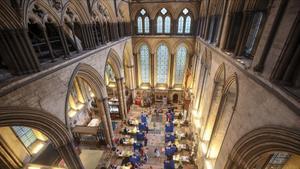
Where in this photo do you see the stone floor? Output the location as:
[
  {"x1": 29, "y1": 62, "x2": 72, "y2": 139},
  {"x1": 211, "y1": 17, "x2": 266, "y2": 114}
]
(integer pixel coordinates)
[{"x1": 109, "y1": 104, "x2": 196, "y2": 169}]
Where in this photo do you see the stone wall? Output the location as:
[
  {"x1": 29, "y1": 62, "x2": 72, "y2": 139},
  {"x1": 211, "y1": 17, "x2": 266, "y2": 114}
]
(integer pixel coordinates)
[
  {"x1": 0, "y1": 38, "x2": 132, "y2": 124},
  {"x1": 194, "y1": 39, "x2": 300, "y2": 169}
]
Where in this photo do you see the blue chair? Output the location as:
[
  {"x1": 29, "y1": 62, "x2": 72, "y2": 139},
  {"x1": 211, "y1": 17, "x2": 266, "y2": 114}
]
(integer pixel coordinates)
[
  {"x1": 164, "y1": 160, "x2": 175, "y2": 169},
  {"x1": 136, "y1": 132, "x2": 145, "y2": 141}
]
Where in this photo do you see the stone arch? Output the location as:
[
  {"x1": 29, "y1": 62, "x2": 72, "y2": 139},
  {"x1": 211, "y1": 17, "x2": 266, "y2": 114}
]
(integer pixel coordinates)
[
  {"x1": 173, "y1": 40, "x2": 194, "y2": 55},
  {"x1": 106, "y1": 49, "x2": 127, "y2": 120},
  {"x1": 134, "y1": 40, "x2": 153, "y2": 55},
  {"x1": 91, "y1": 0, "x2": 117, "y2": 23},
  {"x1": 24, "y1": 0, "x2": 61, "y2": 28},
  {"x1": 65, "y1": 63, "x2": 114, "y2": 146},
  {"x1": 201, "y1": 63, "x2": 226, "y2": 143},
  {"x1": 106, "y1": 48, "x2": 124, "y2": 79},
  {"x1": 61, "y1": 2, "x2": 89, "y2": 25},
  {"x1": 0, "y1": 106, "x2": 83, "y2": 169},
  {"x1": 224, "y1": 126, "x2": 300, "y2": 169},
  {"x1": 206, "y1": 73, "x2": 238, "y2": 163}
]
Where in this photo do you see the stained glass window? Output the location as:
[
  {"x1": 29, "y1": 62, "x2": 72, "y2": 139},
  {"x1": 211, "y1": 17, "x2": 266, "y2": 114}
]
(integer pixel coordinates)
[
  {"x1": 185, "y1": 16, "x2": 191, "y2": 33},
  {"x1": 157, "y1": 16, "x2": 163, "y2": 33},
  {"x1": 165, "y1": 16, "x2": 171, "y2": 33},
  {"x1": 157, "y1": 44, "x2": 169, "y2": 84},
  {"x1": 12, "y1": 126, "x2": 37, "y2": 147},
  {"x1": 137, "y1": 16, "x2": 143, "y2": 33},
  {"x1": 144, "y1": 16, "x2": 150, "y2": 33},
  {"x1": 175, "y1": 46, "x2": 187, "y2": 84},
  {"x1": 178, "y1": 16, "x2": 184, "y2": 33},
  {"x1": 140, "y1": 45, "x2": 150, "y2": 83}
]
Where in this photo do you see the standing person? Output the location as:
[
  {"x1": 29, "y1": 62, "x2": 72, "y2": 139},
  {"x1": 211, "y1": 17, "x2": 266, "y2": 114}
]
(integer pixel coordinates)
[
  {"x1": 154, "y1": 148, "x2": 160, "y2": 158},
  {"x1": 146, "y1": 125, "x2": 149, "y2": 134},
  {"x1": 144, "y1": 135, "x2": 148, "y2": 146}
]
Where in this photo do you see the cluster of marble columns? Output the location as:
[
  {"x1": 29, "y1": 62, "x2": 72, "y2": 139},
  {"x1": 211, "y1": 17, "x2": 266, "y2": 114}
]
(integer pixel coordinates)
[
  {"x1": 125, "y1": 64, "x2": 137, "y2": 98},
  {"x1": 96, "y1": 97, "x2": 114, "y2": 147},
  {"x1": 0, "y1": 28, "x2": 40, "y2": 75},
  {"x1": 116, "y1": 77, "x2": 128, "y2": 120}
]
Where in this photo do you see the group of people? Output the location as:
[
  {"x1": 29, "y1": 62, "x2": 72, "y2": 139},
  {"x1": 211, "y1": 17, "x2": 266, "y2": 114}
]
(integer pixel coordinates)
[
  {"x1": 115, "y1": 112, "x2": 151, "y2": 169},
  {"x1": 164, "y1": 108, "x2": 177, "y2": 169}
]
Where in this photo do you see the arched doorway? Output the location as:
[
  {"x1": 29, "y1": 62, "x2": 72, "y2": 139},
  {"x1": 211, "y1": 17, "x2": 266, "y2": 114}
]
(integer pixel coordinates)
[
  {"x1": 65, "y1": 63, "x2": 114, "y2": 168},
  {"x1": 105, "y1": 49, "x2": 127, "y2": 121},
  {"x1": 0, "y1": 107, "x2": 83, "y2": 169},
  {"x1": 224, "y1": 126, "x2": 300, "y2": 169}
]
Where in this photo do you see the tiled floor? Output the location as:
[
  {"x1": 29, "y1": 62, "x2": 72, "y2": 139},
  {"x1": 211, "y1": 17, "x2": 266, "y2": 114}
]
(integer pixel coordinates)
[{"x1": 109, "y1": 104, "x2": 196, "y2": 169}]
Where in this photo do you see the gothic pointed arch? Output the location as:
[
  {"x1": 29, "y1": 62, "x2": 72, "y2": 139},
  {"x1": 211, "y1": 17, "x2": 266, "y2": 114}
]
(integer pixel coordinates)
[
  {"x1": 106, "y1": 48, "x2": 124, "y2": 79},
  {"x1": 206, "y1": 73, "x2": 239, "y2": 163},
  {"x1": 202, "y1": 63, "x2": 226, "y2": 143},
  {"x1": 65, "y1": 63, "x2": 114, "y2": 146},
  {"x1": 106, "y1": 49, "x2": 127, "y2": 120},
  {"x1": 0, "y1": 107, "x2": 83, "y2": 169},
  {"x1": 224, "y1": 126, "x2": 300, "y2": 169}
]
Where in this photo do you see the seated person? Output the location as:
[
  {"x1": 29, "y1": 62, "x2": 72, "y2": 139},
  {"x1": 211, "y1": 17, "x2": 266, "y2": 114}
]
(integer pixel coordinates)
[
  {"x1": 129, "y1": 154, "x2": 141, "y2": 166},
  {"x1": 119, "y1": 137, "x2": 126, "y2": 144},
  {"x1": 133, "y1": 142, "x2": 143, "y2": 151},
  {"x1": 123, "y1": 127, "x2": 129, "y2": 134}
]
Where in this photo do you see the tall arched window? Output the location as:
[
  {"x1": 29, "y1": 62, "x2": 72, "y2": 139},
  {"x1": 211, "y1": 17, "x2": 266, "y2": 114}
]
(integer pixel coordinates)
[
  {"x1": 137, "y1": 17, "x2": 143, "y2": 33},
  {"x1": 156, "y1": 44, "x2": 169, "y2": 84},
  {"x1": 175, "y1": 46, "x2": 187, "y2": 84},
  {"x1": 165, "y1": 16, "x2": 171, "y2": 33},
  {"x1": 177, "y1": 8, "x2": 192, "y2": 34},
  {"x1": 156, "y1": 8, "x2": 172, "y2": 34},
  {"x1": 144, "y1": 17, "x2": 150, "y2": 33},
  {"x1": 136, "y1": 9, "x2": 150, "y2": 34},
  {"x1": 157, "y1": 16, "x2": 163, "y2": 33},
  {"x1": 185, "y1": 16, "x2": 191, "y2": 33},
  {"x1": 178, "y1": 16, "x2": 184, "y2": 33},
  {"x1": 140, "y1": 44, "x2": 150, "y2": 83}
]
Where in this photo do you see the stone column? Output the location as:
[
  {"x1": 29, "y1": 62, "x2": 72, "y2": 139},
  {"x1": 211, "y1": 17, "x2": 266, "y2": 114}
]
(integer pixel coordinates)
[
  {"x1": 133, "y1": 53, "x2": 139, "y2": 88},
  {"x1": 57, "y1": 25, "x2": 70, "y2": 58},
  {"x1": 0, "y1": 28, "x2": 40, "y2": 75},
  {"x1": 0, "y1": 136, "x2": 23, "y2": 169},
  {"x1": 96, "y1": 98, "x2": 113, "y2": 146},
  {"x1": 102, "y1": 97, "x2": 115, "y2": 146},
  {"x1": 120, "y1": 78, "x2": 128, "y2": 115},
  {"x1": 42, "y1": 26, "x2": 56, "y2": 62},
  {"x1": 150, "y1": 53, "x2": 155, "y2": 88},
  {"x1": 169, "y1": 53, "x2": 175, "y2": 88},
  {"x1": 116, "y1": 78, "x2": 126, "y2": 120},
  {"x1": 216, "y1": 0, "x2": 228, "y2": 47},
  {"x1": 70, "y1": 24, "x2": 80, "y2": 53},
  {"x1": 98, "y1": 22, "x2": 106, "y2": 45},
  {"x1": 219, "y1": 11, "x2": 231, "y2": 50},
  {"x1": 150, "y1": 19, "x2": 155, "y2": 35},
  {"x1": 55, "y1": 142, "x2": 84, "y2": 169}
]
